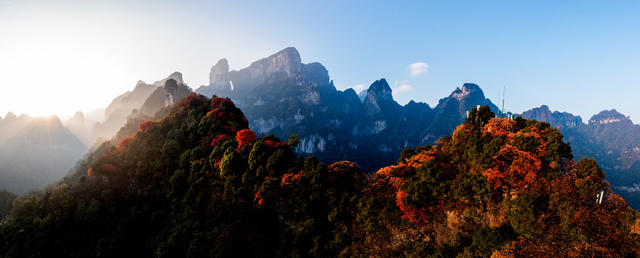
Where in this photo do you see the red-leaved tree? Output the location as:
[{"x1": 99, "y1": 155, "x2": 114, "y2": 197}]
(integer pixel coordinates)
[
  {"x1": 235, "y1": 129, "x2": 257, "y2": 148},
  {"x1": 138, "y1": 121, "x2": 155, "y2": 132}
]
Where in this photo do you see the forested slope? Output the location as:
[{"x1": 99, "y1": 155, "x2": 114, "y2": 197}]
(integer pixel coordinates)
[{"x1": 0, "y1": 96, "x2": 637, "y2": 257}]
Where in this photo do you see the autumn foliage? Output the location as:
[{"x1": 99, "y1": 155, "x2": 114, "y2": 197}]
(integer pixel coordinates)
[
  {"x1": 116, "y1": 136, "x2": 133, "y2": 150},
  {"x1": 2, "y1": 101, "x2": 639, "y2": 258},
  {"x1": 280, "y1": 170, "x2": 303, "y2": 187},
  {"x1": 210, "y1": 134, "x2": 230, "y2": 147},
  {"x1": 483, "y1": 144, "x2": 541, "y2": 191},
  {"x1": 235, "y1": 129, "x2": 257, "y2": 148},
  {"x1": 358, "y1": 107, "x2": 640, "y2": 257},
  {"x1": 138, "y1": 120, "x2": 155, "y2": 132}
]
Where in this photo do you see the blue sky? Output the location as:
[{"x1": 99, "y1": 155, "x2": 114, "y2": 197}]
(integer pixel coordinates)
[{"x1": 1, "y1": 0, "x2": 639, "y2": 123}]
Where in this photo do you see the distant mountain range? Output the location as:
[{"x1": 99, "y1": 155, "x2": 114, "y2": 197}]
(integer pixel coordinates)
[
  {"x1": 5, "y1": 92, "x2": 638, "y2": 257},
  {"x1": 195, "y1": 47, "x2": 640, "y2": 208},
  {"x1": 90, "y1": 71, "x2": 190, "y2": 146},
  {"x1": 196, "y1": 47, "x2": 500, "y2": 171},
  {"x1": 520, "y1": 105, "x2": 640, "y2": 205},
  {"x1": 0, "y1": 72, "x2": 192, "y2": 194},
  {"x1": 2, "y1": 47, "x2": 640, "y2": 209},
  {"x1": 0, "y1": 114, "x2": 86, "y2": 193}
]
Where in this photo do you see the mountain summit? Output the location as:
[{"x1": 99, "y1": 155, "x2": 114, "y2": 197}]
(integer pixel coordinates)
[
  {"x1": 196, "y1": 48, "x2": 500, "y2": 171},
  {"x1": 251, "y1": 46, "x2": 302, "y2": 77},
  {"x1": 153, "y1": 71, "x2": 183, "y2": 87},
  {"x1": 209, "y1": 58, "x2": 231, "y2": 90},
  {"x1": 521, "y1": 105, "x2": 583, "y2": 129},
  {"x1": 198, "y1": 47, "x2": 330, "y2": 97},
  {"x1": 363, "y1": 79, "x2": 397, "y2": 116},
  {"x1": 589, "y1": 109, "x2": 632, "y2": 125},
  {"x1": 419, "y1": 83, "x2": 499, "y2": 144}
]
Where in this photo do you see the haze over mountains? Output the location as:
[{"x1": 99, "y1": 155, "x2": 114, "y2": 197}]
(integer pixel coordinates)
[
  {"x1": 0, "y1": 114, "x2": 85, "y2": 193},
  {"x1": 2, "y1": 47, "x2": 640, "y2": 209},
  {"x1": 0, "y1": 72, "x2": 192, "y2": 194}
]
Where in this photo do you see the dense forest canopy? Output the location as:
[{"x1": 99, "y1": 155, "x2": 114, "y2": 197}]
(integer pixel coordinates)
[{"x1": 0, "y1": 96, "x2": 638, "y2": 257}]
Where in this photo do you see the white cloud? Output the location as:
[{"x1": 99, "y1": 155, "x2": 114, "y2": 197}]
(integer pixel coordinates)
[
  {"x1": 392, "y1": 80, "x2": 414, "y2": 94},
  {"x1": 394, "y1": 84, "x2": 414, "y2": 93},
  {"x1": 407, "y1": 62, "x2": 429, "y2": 76}
]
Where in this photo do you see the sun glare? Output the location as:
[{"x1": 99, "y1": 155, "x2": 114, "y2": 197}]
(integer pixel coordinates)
[
  {"x1": 3, "y1": 41, "x2": 124, "y2": 117},
  {"x1": 0, "y1": 8, "x2": 138, "y2": 118}
]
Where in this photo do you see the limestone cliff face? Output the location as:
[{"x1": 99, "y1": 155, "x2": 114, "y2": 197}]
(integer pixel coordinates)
[
  {"x1": 195, "y1": 48, "x2": 505, "y2": 172},
  {"x1": 521, "y1": 105, "x2": 583, "y2": 129},
  {"x1": 247, "y1": 47, "x2": 302, "y2": 80},
  {"x1": 209, "y1": 58, "x2": 231, "y2": 91},
  {"x1": 139, "y1": 78, "x2": 191, "y2": 117},
  {"x1": 363, "y1": 79, "x2": 396, "y2": 116},
  {"x1": 199, "y1": 47, "x2": 330, "y2": 96},
  {"x1": 92, "y1": 72, "x2": 192, "y2": 147},
  {"x1": 153, "y1": 71, "x2": 183, "y2": 87},
  {"x1": 589, "y1": 109, "x2": 632, "y2": 125},
  {"x1": 192, "y1": 46, "x2": 639, "y2": 186}
]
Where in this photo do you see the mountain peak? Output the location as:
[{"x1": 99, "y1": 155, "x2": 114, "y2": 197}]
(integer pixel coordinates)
[
  {"x1": 274, "y1": 47, "x2": 301, "y2": 61},
  {"x1": 210, "y1": 58, "x2": 230, "y2": 86},
  {"x1": 71, "y1": 111, "x2": 85, "y2": 120},
  {"x1": 426, "y1": 83, "x2": 499, "y2": 143},
  {"x1": 521, "y1": 105, "x2": 583, "y2": 129},
  {"x1": 154, "y1": 72, "x2": 183, "y2": 87},
  {"x1": 169, "y1": 72, "x2": 183, "y2": 83},
  {"x1": 451, "y1": 83, "x2": 484, "y2": 101},
  {"x1": 43, "y1": 115, "x2": 65, "y2": 130},
  {"x1": 461, "y1": 83, "x2": 481, "y2": 91},
  {"x1": 3, "y1": 112, "x2": 16, "y2": 120},
  {"x1": 247, "y1": 47, "x2": 302, "y2": 77},
  {"x1": 214, "y1": 58, "x2": 229, "y2": 67},
  {"x1": 197, "y1": 47, "x2": 330, "y2": 96},
  {"x1": 363, "y1": 79, "x2": 398, "y2": 116},
  {"x1": 343, "y1": 88, "x2": 357, "y2": 95},
  {"x1": 368, "y1": 78, "x2": 391, "y2": 91},
  {"x1": 522, "y1": 105, "x2": 552, "y2": 116},
  {"x1": 366, "y1": 79, "x2": 392, "y2": 100},
  {"x1": 589, "y1": 109, "x2": 631, "y2": 125}
]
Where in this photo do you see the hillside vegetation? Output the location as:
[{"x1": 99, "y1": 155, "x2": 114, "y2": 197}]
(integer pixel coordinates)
[{"x1": 0, "y1": 95, "x2": 638, "y2": 257}]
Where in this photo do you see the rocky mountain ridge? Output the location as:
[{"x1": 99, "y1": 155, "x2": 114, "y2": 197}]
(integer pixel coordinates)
[
  {"x1": 194, "y1": 47, "x2": 640, "y2": 208},
  {"x1": 4, "y1": 46, "x2": 640, "y2": 210},
  {"x1": 91, "y1": 73, "x2": 191, "y2": 146},
  {"x1": 196, "y1": 47, "x2": 500, "y2": 171},
  {"x1": 520, "y1": 105, "x2": 640, "y2": 207}
]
